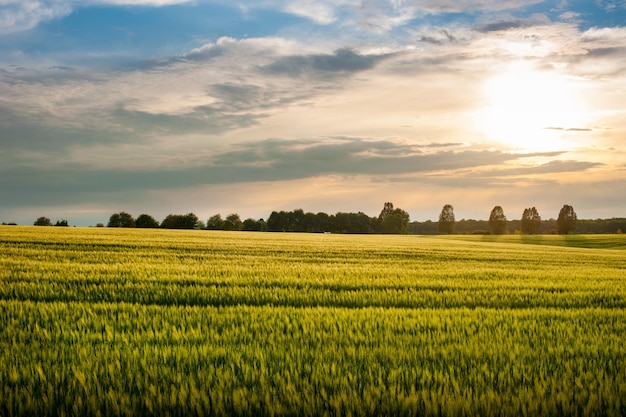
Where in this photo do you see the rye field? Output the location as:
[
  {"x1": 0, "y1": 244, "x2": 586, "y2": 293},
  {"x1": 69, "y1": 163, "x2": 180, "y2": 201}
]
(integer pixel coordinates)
[{"x1": 1, "y1": 226, "x2": 625, "y2": 416}]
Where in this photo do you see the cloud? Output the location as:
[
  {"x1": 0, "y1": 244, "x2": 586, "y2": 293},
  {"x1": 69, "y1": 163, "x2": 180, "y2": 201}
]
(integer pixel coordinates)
[
  {"x1": 560, "y1": 27, "x2": 626, "y2": 77},
  {"x1": 112, "y1": 105, "x2": 265, "y2": 136},
  {"x1": 283, "y1": 1, "x2": 337, "y2": 25},
  {"x1": 415, "y1": 0, "x2": 545, "y2": 13},
  {"x1": 0, "y1": 137, "x2": 575, "y2": 204},
  {"x1": 545, "y1": 127, "x2": 593, "y2": 132},
  {"x1": 183, "y1": 36, "x2": 299, "y2": 63},
  {"x1": 101, "y1": 0, "x2": 192, "y2": 5},
  {"x1": 474, "y1": 19, "x2": 537, "y2": 33},
  {"x1": 0, "y1": 0, "x2": 194, "y2": 34},
  {"x1": 0, "y1": 1, "x2": 72, "y2": 34},
  {"x1": 0, "y1": 101, "x2": 137, "y2": 154},
  {"x1": 418, "y1": 29, "x2": 459, "y2": 45},
  {"x1": 481, "y1": 159, "x2": 603, "y2": 177},
  {"x1": 261, "y1": 48, "x2": 395, "y2": 78},
  {"x1": 303, "y1": 0, "x2": 545, "y2": 34},
  {"x1": 558, "y1": 11, "x2": 580, "y2": 21},
  {"x1": 1, "y1": 0, "x2": 624, "y2": 225},
  {"x1": 192, "y1": 0, "x2": 548, "y2": 36},
  {"x1": 0, "y1": 36, "x2": 331, "y2": 146},
  {"x1": 581, "y1": 27, "x2": 626, "y2": 47},
  {"x1": 595, "y1": 0, "x2": 625, "y2": 12}
]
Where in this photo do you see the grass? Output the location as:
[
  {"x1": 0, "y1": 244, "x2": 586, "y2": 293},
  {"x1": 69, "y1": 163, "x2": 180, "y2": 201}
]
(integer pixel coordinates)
[
  {"x1": 1, "y1": 226, "x2": 625, "y2": 416},
  {"x1": 447, "y1": 233, "x2": 626, "y2": 249}
]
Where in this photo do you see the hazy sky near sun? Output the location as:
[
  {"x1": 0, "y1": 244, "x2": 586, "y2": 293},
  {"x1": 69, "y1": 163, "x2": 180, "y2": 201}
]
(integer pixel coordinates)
[{"x1": 1, "y1": 0, "x2": 625, "y2": 225}]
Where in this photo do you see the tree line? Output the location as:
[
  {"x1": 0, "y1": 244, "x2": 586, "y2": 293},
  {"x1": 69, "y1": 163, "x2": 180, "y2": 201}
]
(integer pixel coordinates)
[
  {"x1": 435, "y1": 204, "x2": 578, "y2": 235},
  {"x1": 97, "y1": 202, "x2": 411, "y2": 234},
  {"x1": 29, "y1": 203, "x2": 625, "y2": 234}
]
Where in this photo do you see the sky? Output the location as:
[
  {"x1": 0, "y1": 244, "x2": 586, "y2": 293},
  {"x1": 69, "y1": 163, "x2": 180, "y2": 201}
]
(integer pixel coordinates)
[{"x1": 1, "y1": 0, "x2": 625, "y2": 226}]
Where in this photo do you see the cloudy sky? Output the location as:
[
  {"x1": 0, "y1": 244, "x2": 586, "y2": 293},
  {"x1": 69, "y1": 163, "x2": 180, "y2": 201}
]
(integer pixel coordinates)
[{"x1": 1, "y1": 0, "x2": 625, "y2": 226}]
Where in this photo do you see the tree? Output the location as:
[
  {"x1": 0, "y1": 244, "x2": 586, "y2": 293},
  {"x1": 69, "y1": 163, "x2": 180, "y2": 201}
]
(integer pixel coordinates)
[
  {"x1": 108, "y1": 213, "x2": 120, "y2": 227},
  {"x1": 375, "y1": 202, "x2": 409, "y2": 234},
  {"x1": 183, "y1": 213, "x2": 200, "y2": 229},
  {"x1": 557, "y1": 204, "x2": 577, "y2": 234},
  {"x1": 382, "y1": 211, "x2": 409, "y2": 234},
  {"x1": 438, "y1": 204, "x2": 455, "y2": 234},
  {"x1": 160, "y1": 213, "x2": 198, "y2": 229},
  {"x1": 135, "y1": 213, "x2": 159, "y2": 228},
  {"x1": 206, "y1": 214, "x2": 225, "y2": 230},
  {"x1": 34, "y1": 216, "x2": 52, "y2": 226},
  {"x1": 108, "y1": 212, "x2": 135, "y2": 228},
  {"x1": 379, "y1": 202, "x2": 394, "y2": 219},
  {"x1": 521, "y1": 207, "x2": 541, "y2": 234},
  {"x1": 160, "y1": 215, "x2": 175, "y2": 229},
  {"x1": 314, "y1": 212, "x2": 331, "y2": 233},
  {"x1": 332, "y1": 211, "x2": 373, "y2": 234},
  {"x1": 267, "y1": 211, "x2": 287, "y2": 232},
  {"x1": 242, "y1": 218, "x2": 266, "y2": 231},
  {"x1": 376, "y1": 202, "x2": 394, "y2": 232},
  {"x1": 55, "y1": 219, "x2": 69, "y2": 227},
  {"x1": 488, "y1": 206, "x2": 507, "y2": 235},
  {"x1": 224, "y1": 213, "x2": 243, "y2": 231}
]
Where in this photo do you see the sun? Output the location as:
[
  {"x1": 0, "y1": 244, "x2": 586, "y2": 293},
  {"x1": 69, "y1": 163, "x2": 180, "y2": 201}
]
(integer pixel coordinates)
[{"x1": 473, "y1": 62, "x2": 588, "y2": 151}]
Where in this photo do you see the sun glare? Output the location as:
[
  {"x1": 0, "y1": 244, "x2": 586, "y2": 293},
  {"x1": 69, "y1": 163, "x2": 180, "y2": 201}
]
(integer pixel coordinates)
[{"x1": 474, "y1": 62, "x2": 588, "y2": 151}]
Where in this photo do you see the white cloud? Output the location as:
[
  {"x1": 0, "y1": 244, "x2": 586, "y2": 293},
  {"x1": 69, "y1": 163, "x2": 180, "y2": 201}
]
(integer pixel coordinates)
[
  {"x1": 268, "y1": 0, "x2": 545, "y2": 34},
  {"x1": 559, "y1": 11, "x2": 580, "y2": 20},
  {"x1": 581, "y1": 27, "x2": 626, "y2": 47},
  {"x1": 283, "y1": 0, "x2": 338, "y2": 25},
  {"x1": 0, "y1": 0, "x2": 71, "y2": 33},
  {"x1": 0, "y1": 0, "x2": 193, "y2": 34},
  {"x1": 99, "y1": 0, "x2": 192, "y2": 5},
  {"x1": 186, "y1": 36, "x2": 302, "y2": 60},
  {"x1": 0, "y1": 0, "x2": 580, "y2": 37},
  {"x1": 212, "y1": 0, "x2": 549, "y2": 34}
]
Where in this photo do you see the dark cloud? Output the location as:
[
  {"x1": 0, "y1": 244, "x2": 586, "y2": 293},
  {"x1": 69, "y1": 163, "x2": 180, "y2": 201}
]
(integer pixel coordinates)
[
  {"x1": 582, "y1": 46, "x2": 626, "y2": 58},
  {"x1": 561, "y1": 45, "x2": 626, "y2": 77},
  {"x1": 112, "y1": 105, "x2": 265, "y2": 136},
  {"x1": 207, "y1": 83, "x2": 314, "y2": 112},
  {"x1": 474, "y1": 19, "x2": 536, "y2": 33},
  {"x1": 0, "y1": 98, "x2": 267, "y2": 156},
  {"x1": 482, "y1": 159, "x2": 603, "y2": 176},
  {"x1": 0, "y1": 70, "x2": 323, "y2": 156},
  {"x1": 379, "y1": 159, "x2": 602, "y2": 189},
  {"x1": 0, "y1": 65, "x2": 100, "y2": 84},
  {"x1": 545, "y1": 127, "x2": 593, "y2": 132},
  {"x1": 0, "y1": 137, "x2": 577, "y2": 209},
  {"x1": 0, "y1": 103, "x2": 136, "y2": 153},
  {"x1": 418, "y1": 29, "x2": 459, "y2": 45},
  {"x1": 418, "y1": 36, "x2": 444, "y2": 45},
  {"x1": 261, "y1": 49, "x2": 394, "y2": 78},
  {"x1": 423, "y1": 142, "x2": 465, "y2": 148},
  {"x1": 47, "y1": 66, "x2": 76, "y2": 72},
  {"x1": 211, "y1": 138, "x2": 495, "y2": 179}
]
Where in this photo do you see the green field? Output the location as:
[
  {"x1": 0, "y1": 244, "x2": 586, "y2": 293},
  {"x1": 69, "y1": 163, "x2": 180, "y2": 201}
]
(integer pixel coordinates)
[{"x1": 1, "y1": 226, "x2": 625, "y2": 416}]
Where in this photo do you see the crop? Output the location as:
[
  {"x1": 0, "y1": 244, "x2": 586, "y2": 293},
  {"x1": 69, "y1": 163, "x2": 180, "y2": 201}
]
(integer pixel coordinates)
[{"x1": 1, "y1": 226, "x2": 625, "y2": 416}]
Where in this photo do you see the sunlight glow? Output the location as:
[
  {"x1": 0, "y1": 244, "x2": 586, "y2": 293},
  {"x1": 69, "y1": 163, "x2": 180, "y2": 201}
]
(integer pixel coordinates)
[{"x1": 474, "y1": 62, "x2": 589, "y2": 151}]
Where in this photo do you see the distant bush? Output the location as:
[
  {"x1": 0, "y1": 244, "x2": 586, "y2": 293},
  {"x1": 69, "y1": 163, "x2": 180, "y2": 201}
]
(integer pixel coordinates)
[{"x1": 34, "y1": 217, "x2": 52, "y2": 226}]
